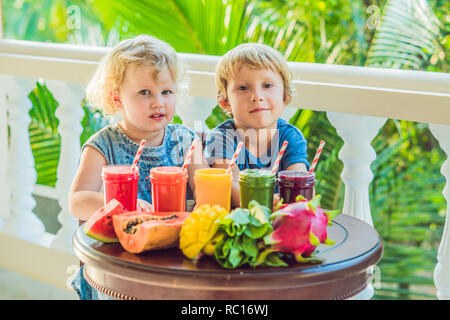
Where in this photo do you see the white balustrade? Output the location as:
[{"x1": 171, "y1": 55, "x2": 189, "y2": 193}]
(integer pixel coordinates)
[
  {"x1": 177, "y1": 96, "x2": 214, "y2": 131},
  {"x1": 45, "y1": 81, "x2": 85, "y2": 253},
  {"x1": 326, "y1": 112, "x2": 387, "y2": 226},
  {"x1": 429, "y1": 124, "x2": 450, "y2": 300},
  {"x1": 326, "y1": 112, "x2": 387, "y2": 300},
  {"x1": 0, "y1": 76, "x2": 46, "y2": 240},
  {"x1": 0, "y1": 76, "x2": 10, "y2": 221}
]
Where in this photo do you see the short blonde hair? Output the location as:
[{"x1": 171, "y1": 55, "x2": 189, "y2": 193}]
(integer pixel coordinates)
[
  {"x1": 86, "y1": 34, "x2": 186, "y2": 115},
  {"x1": 216, "y1": 43, "x2": 293, "y2": 105}
]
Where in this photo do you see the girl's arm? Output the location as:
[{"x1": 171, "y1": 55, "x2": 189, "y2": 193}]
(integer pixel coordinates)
[
  {"x1": 69, "y1": 146, "x2": 107, "y2": 221},
  {"x1": 185, "y1": 138, "x2": 210, "y2": 200},
  {"x1": 211, "y1": 159, "x2": 241, "y2": 209}
]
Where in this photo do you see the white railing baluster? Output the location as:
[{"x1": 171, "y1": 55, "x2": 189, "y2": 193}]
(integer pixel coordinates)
[
  {"x1": 177, "y1": 97, "x2": 213, "y2": 130},
  {"x1": 429, "y1": 123, "x2": 450, "y2": 300},
  {"x1": 0, "y1": 76, "x2": 10, "y2": 221},
  {"x1": 46, "y1": 80, "x2": 85, "y2": 253},
  {"x1": 326, "y1": 112, "x2": 387, "y2": 226},
  {"x1": 0, "y1": 77, "x2": 46, "y2": 240},
  {"x1": 326, "y1": 112, "x2": 387, "y2": 300}
]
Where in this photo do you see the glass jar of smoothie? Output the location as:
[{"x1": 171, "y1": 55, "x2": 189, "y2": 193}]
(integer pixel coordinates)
[
  {"x1": 239, "y1": 169, "x2": 276, "y2": 209},
  {"x1": 277, "y1": 170, "x2": 315, "y2": 203},
  {"x1": 102, "y1": 165, "x2": 139, "y2": 211},
  {"x1": 194, "y1": 168, "x2": 233, "y2": 212},
  {"x1": 150, "y1": 166, "x2": 187, "y2": 212}
]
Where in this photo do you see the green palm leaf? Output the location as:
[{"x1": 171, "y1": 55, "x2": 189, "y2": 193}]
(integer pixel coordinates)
[
  {"x1": 28, "y1": 84, "x2": 109, "y2": 187},
  {"x1": 366, "y1": 0, "x2": 445, "y2": 69},
  {"x1": 28, "y1": 81, "x2": 60, "y2": 187},
  {"x1": 90, "y1": 0, "x2": 252, "y2": 54},
  {"x1": 80, "y1": 102, "x2": 110, "y2": 147},
  {"x1": 3, "y1": 0, "x2": 97, "y2": 42}
]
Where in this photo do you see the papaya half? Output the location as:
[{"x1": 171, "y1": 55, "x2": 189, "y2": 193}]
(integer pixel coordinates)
[{"x1": 113, "y1": 211, "x2": 189, "y2": 254}]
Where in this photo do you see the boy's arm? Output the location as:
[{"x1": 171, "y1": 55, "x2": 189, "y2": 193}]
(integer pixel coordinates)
[
  {"x1": 280, "y1": 126, "x2": 310, "y2": 172},
  {"x1": 211, "y1": 159, "x2": 241, "y2": 209},
  {"x1": 69, "y1": 146, "x2": 107, "y2": 221},
  {"x1": 186, "y1": 138, "x2": 210, "y2": 200},
  {"x1": 285, "y1": 162, "x2": 308, "y2": 171}
]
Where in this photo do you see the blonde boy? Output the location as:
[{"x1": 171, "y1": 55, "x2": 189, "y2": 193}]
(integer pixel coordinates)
[{"x1": 204, "y1": 43, "x2": 310, "y2": 208}]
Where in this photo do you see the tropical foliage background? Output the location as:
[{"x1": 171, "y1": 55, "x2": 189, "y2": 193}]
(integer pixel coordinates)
[{"x1": 2, "y1": 0, "x2": 449, "y2": 299}]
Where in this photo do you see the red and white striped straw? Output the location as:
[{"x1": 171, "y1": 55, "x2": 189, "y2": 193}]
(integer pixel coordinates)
[
  {"x1": 308, "y1": 140, "x2": 326, "y2": 174},
  {"x1": 271, "y1": 141, "x2": 289, "y2": 174},
  {"x1": 181, "y1": 140, "x2": 196, "y2": 171},
  {"x1": 130, "y1": 139, "x2": 146, "y2": 171},
  {"x1": 226, "y1": 141, "x2": 244, "y2": 174}
]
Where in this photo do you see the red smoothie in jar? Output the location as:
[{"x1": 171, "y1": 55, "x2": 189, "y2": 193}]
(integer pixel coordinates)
[
  {"x1": 102, "y1": 165, "x2": 139, "y2": 211},
  {"x1": 278, "y1": 170, "x2": 315, "y2": 203},
  {"x1": 150, "y1": 166, "x2": 187, "y2": 212}
]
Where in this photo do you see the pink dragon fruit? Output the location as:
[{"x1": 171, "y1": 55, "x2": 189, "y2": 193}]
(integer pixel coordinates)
[{"x1": 264, "y1": 195, "x2": 340, "y2": 263}]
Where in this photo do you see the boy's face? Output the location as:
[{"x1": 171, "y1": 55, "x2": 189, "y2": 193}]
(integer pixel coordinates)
[
  {"x1": 220, "y1": 66, "x2": 286, "y2": 131},
  {"x1": 112, "y1": 64, "x2": 176, "y2": 136}
]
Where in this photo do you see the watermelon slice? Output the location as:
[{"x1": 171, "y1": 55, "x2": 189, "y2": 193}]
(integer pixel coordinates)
[{"x1": 83, "y1": 199, "x2": 127, "y2": 242}]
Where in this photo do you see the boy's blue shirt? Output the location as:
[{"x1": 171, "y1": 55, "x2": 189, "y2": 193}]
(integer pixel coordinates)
[{"x1": 204, "y1": 118, "x2": 310, "y2": 172}]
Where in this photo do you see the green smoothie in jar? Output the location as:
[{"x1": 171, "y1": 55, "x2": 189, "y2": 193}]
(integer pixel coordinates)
[{"x1": 239, "y1": 169, "x2": 276, "y2": 209}]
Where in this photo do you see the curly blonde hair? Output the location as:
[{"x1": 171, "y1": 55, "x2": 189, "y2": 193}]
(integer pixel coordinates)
[
  {"x1": 216, "y1": 43, "x2": 293, "y2": 106},
  {"x1": 86, "y1": 34, "x2": 187, "y2": 115}
]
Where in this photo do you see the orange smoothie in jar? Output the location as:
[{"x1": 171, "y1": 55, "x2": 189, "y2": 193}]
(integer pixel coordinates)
[
  {"x1": 194, "y1": 168, "x2": 232, "y2": 212},
  {"x1": 150, "y1": 166, "x2": 187, "y2": 212}
]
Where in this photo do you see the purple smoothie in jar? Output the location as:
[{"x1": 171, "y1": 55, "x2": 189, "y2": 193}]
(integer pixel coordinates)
[{"x1": 277, "y1": 170, "x2": 316, "y2": 203}]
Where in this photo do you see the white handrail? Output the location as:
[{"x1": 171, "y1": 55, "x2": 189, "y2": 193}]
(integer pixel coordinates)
[
  {"x1": 0, "y1": 39, "x2": 447, "y2": 92},
  {"x1": 0, "y1": 39, "x2": 449, "y2": 125},
  {"x1": 0, "y1": 39, "x2": 108, "y2": 61}
]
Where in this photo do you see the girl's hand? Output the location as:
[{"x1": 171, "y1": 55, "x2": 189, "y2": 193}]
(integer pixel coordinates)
[
  {"x1": 273, "y1": 193, "x2": 281, "y2": 212},
  {"x1": 137, "y1": 199, "x2": 153, "y2": 212}
]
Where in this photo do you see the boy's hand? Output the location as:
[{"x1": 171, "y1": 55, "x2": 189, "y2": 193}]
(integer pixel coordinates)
[
  {"x1": 137, "y1": 199, "x2": 153, "y2": 212},
  {"x1": 273, "y1": 193, "x2": 281, "y2": 212}
]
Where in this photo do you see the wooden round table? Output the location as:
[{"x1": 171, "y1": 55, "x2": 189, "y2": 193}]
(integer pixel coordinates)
[{"x1": 73, "y1": 213, "x2": 383, "y2": 300}]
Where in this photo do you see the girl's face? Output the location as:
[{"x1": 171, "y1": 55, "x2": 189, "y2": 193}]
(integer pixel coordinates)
[
  {"x1": 113, "y1": 63, "x2": 176, "y2": 140},
  {"x1": 220, "y1": 66, "x2": 286, "y2": 131}
]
